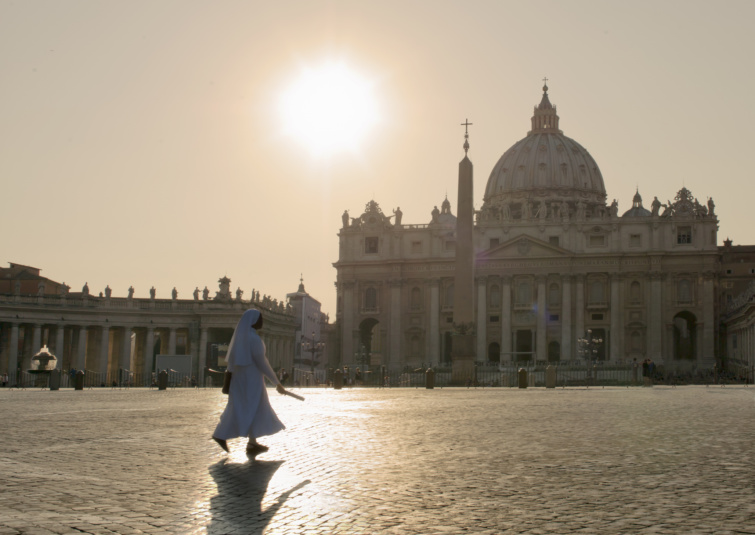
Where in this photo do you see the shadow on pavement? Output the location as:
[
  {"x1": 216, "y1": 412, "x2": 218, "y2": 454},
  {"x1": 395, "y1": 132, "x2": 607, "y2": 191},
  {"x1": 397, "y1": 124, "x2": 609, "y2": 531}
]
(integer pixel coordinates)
[{"x1": 207, "y1": 457, "x2": 309, "y2": 535}]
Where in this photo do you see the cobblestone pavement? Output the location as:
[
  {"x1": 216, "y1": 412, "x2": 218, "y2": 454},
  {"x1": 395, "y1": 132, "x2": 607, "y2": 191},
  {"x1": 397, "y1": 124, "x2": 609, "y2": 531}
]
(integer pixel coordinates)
[{"x1": 2, "y1": 385, "x2": 755, "y2": 534}]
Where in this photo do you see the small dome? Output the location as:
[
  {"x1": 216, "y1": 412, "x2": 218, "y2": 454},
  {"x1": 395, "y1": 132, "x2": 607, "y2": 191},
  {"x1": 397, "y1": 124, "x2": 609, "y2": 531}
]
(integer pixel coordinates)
[{"x1": 622, "y1": 189, "x2": 651, "y2": 218}]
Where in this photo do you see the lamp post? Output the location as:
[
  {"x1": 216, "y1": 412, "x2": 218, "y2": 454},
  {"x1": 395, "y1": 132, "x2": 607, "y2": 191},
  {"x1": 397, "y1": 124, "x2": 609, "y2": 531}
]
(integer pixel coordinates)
[
  {"x1": 577, "y1": 329, "x2": 603, "y2": 383},
  {"x1": 354, "y1": 344, "x2": 368, "y2": 385},
  {"x1": 301, "y1": 330, "x2": 325, "y2": 384}
]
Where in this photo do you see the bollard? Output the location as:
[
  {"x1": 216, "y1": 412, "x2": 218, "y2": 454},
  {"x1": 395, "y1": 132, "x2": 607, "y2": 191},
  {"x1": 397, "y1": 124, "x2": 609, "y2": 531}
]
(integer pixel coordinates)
[
  {"x1": 425, "y1": 368, "x2": 435, "y2": 389},
  {"x1": 333, "y1": 369, "x2": 343, "y2": 390},
  {"x1": 518, "y1": 368, "x2": 528, "y2": 389},
  {"x1": 545, "y1": 365, "x2": 556, "y2": 389},
  {"x1": 49, "y1": 369, "x2": 61, "y2": 391},
  {"x1": 74, "y1": 370, "x2": 85, "y2": 390},
  {"x1": 158, "y1": 370, "x2": 168, "y2": 391}
]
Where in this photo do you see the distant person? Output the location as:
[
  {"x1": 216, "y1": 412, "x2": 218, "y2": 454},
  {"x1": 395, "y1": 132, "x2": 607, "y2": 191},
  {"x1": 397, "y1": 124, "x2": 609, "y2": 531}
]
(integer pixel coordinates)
[{"x1": 212, "y1": 309, "x2": 289, "y2": 455}]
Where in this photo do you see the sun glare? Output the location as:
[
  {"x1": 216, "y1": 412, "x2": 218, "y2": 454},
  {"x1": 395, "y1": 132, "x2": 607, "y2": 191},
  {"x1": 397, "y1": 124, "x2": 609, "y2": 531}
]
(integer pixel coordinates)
[{"x1": 279, "y1": 62, "x2": 379, "y2": 157}]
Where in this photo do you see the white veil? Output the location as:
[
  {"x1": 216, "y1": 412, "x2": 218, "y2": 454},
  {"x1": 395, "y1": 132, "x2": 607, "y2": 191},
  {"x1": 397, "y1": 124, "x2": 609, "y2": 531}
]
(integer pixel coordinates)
[{"x1": 225, "y1": 309, "x2": 260, "y2": 371}]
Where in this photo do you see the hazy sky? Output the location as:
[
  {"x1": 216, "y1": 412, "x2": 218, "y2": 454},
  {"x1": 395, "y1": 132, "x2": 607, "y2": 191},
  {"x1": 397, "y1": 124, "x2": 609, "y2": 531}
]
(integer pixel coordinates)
[{"x1": 2, "y1": 0, "x2": 754, "y2": 316}]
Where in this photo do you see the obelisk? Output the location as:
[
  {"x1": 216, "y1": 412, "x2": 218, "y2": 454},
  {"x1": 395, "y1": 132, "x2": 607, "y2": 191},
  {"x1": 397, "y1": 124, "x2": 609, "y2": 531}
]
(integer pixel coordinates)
[{"x1": 451, "y1": 120, "x2": 476, "y2": 384}]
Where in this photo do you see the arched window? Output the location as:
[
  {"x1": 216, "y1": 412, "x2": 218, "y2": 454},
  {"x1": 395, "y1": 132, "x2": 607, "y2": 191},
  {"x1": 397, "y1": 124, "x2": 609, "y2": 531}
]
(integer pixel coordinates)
[
  {"x1": 365, "y1": 287, "x2": 378, "y2": 311},
  {"x1": 630, "y1": 281, "x2": 641, "y2": 304},
  {"x1": 678, "y1": 279, "x2": 692, "y2": 303},
  {"x1": 410, "y1": 287, "x2": 421, "y2": 310},
  {"x1": 516, "y1": 282, "x2": 532, "y2": 304},
  {"x1": 490, "y1": 285, "x2": 501, "y2": 308},
  {"x1": 548, "y1": 283, "x2": 560, "y2": 306}
]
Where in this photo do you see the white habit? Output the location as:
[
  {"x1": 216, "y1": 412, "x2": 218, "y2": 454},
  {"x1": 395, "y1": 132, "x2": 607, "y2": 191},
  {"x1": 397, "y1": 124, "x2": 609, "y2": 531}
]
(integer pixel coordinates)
[{"x1": 213, "y1": 309, "x2": 285, "y2": 440}]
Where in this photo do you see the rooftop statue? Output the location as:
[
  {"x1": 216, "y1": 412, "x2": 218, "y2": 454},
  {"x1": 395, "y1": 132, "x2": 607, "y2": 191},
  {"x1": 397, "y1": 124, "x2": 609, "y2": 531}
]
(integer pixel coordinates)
[
  {"x1": 193, "y1": 287, "x2": 200, "y2": 300},
  {"x1": 128, "y1": 286, "x2": 134, "y2": 299},
  {"x1": 105, "y1": 285, "x2": 112, "y2": 298}
]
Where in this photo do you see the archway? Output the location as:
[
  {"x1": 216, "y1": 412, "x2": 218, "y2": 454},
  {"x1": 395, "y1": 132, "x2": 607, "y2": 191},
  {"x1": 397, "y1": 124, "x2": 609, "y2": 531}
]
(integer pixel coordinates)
[
  {"x1": 673, "y1": 311, "x2": 697, "y2": 360},
  {"x1": 515, "y1": 330, "x2": 533, "y2": 362},
  {"x1": 358, "y1": 318, "x2": 379, "y2": 366}
]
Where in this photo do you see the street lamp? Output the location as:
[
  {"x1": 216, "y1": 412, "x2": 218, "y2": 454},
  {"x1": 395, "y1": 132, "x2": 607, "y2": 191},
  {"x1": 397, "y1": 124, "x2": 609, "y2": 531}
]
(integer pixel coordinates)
[
  {"x1": 301, "y1": 330, "x2": 325, "y2": 384},
  {"x1": 354, "y1": 344, "x2": 368, "y2": 385},
  {"x1": 577, "y1": 329, "x2": 603, "y2": 382}
]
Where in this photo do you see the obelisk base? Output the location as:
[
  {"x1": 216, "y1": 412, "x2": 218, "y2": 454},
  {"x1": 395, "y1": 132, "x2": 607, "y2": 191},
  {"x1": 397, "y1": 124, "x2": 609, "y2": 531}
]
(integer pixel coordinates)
[{"x1": 451, "y1": 332, "x2": 476, "y2": 385}]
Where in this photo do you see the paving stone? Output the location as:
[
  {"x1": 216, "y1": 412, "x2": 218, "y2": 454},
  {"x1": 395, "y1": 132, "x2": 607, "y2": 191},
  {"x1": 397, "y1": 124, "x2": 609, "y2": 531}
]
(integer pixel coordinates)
[{"x1": 1, "y1": 387, "x2": 754, "y2": 533}]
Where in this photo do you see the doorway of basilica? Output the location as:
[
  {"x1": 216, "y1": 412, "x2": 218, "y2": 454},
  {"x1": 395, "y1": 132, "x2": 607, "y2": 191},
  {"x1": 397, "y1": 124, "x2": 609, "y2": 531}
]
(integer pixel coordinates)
[
  {"x1": 673, "y1": 311, "x2": 697, "y2": 360},
  {"x1": 358, "y1": 318, "x2": 379, "y2": 366}
]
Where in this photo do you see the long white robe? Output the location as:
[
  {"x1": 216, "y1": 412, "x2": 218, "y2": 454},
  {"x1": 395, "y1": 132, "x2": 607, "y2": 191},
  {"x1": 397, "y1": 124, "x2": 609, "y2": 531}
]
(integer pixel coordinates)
[{"x1": 214, "y1": 312, "x2": 285, "y2": 440}]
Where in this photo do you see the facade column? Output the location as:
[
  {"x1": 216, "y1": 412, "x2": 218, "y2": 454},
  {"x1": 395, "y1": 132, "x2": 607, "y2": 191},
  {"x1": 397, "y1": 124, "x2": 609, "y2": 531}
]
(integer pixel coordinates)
[
  {"x1": 390, "y1": 280, "x2": 401, "y2": 369},
  {"x1": 9, "y1": 323, "x2": 19, "y2": 375},
  {"x1": 610, "y1": 274, "x2": 623, "y2": 362},
  {"x1": 342, "y1": 282, "x2": 355, "y2": 366},
  {"x1": 54, "y1": 324, "x2": 65, "y2": 370},
  {"x1": 561, "y1": 275, "x2": 572, "y2": 360},
  {"x1": 76, "y1": 326, "x2": 88, "y2": 370},
  {"x1": 536, "y1": 276, "x2": 547, "y2": 361},
  {"x1": 702, "y1": 271, "x2": 715, "y2": 367},
  {"x1": 98, "y1": 325, "x2": 110, "y2": 374},
  {"x1": 428, "y1": 279, "x2": 440, "y2": 366},
  {"x1": 198, "y1": 328, "x2": 208, "y2": 383},
  {"x1": 144, "y1": 327, "x2": 155, "y2": 375},
  {"x1": 121, "y1": 327, "x2": 133, "y2": 371},
  {"x1": 168, "y1": 328, "x2": 177, "y2": 355},
  {"x1": 32, "y1": 324, "x2": 42, "y2": 354},
  {"x1": 575, "y1": 275, "x2": 585, "y2": 345},
  {"x1": 648, "y1": 272, "x2": 662, "y2": 362},
  {"x1": 476, "y1": 277, "x2": 487, "y2": 361},
  {"x1": 501, "y1": 276, "x2": 512, "y2": 362}
]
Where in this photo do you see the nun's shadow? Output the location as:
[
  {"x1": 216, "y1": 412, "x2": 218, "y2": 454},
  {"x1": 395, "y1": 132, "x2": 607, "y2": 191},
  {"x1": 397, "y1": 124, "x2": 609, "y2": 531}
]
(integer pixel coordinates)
[{"x1": 207, "y1": 456, "x2": 310, "y2": 535}]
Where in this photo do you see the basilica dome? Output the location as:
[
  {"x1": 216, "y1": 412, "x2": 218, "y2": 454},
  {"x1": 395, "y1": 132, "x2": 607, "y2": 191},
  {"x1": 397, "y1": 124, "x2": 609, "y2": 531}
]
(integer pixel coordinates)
[{"x1": 482, "y1": 86, "x2": 606, "y2": 218}]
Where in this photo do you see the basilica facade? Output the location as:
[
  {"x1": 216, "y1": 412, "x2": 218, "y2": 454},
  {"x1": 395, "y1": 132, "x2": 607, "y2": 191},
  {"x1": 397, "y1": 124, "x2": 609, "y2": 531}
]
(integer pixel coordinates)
[{"x1": 334, "y1": 85, "x2": 720, "y2": 372}]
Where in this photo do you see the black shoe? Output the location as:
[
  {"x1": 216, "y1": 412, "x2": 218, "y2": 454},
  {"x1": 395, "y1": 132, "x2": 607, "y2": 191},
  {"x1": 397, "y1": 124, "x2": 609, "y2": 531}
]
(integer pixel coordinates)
[
  {"x1": 212, "y1": 436, "x2": 229, "y2": 452},
  {"x1": 246, "y1": 443, "x2": 268, "y2": 454}
]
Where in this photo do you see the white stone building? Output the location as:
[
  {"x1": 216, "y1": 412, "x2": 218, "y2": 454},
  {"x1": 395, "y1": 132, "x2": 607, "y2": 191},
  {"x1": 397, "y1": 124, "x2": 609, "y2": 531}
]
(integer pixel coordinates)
[{"x1": 334, "y1": 85, "x2": 720, "y2": 372}]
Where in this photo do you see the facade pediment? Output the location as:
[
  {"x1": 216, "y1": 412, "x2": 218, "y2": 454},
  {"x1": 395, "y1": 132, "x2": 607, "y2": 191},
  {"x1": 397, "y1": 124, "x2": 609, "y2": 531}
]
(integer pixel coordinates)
[{"x1": 480, "y1": 235, "x2": 569, "y2": 260}]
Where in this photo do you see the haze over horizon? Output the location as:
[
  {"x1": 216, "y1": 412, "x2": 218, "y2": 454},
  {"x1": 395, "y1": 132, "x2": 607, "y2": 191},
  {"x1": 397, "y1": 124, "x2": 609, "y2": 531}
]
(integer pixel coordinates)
[{"x1": 2, "y1": 0, "x2": 754, "y2": 317}]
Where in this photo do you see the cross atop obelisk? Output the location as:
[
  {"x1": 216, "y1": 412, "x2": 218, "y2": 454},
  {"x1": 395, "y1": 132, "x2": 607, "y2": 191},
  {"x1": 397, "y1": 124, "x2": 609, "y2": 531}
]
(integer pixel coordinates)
[{"x1": 461, "y1": 118, "x2": 473, "y2": 154}]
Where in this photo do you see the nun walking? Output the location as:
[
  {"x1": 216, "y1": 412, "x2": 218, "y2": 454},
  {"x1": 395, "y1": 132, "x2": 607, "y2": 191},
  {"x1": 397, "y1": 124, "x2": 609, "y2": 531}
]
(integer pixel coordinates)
[{"x1": 213, "y1": 309, "x2": 288, "y2": 454}]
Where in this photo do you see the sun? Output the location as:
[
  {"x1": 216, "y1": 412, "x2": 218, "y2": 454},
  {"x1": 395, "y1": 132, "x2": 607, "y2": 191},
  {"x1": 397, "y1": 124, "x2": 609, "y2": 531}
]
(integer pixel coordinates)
[{"x1": 279, "y1": 62, "x2": 379, "y2": 157}]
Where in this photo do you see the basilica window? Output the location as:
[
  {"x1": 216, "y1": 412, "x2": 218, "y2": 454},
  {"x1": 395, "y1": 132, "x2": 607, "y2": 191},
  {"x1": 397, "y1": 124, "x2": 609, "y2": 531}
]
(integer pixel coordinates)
[
  {"x1": 630, "y1": 234, "x2": 642, "y2": 247},
  {"x1": 589, "y1": 235, "x2": 605, "y2": 247},
  {"x1": 677, "y1": 226, "x2": 692, "y2": 245},
  {"x1": 630, "y1": 281, "x2": 642, "y2": 304},
  {"x1": 515, "y1": 282, "x2": 532, "y2": 306},
  {"x1": 411, "y1": 241, "x2": 422, "y2": 254},
  {"x1": 365, "y1": 237, "x2": 379, "y2": 254},
  {"x1": 677, "y1": 279, "x2": 693, "y2": 304},
  {"x1": 445, "y1": 284, "x2": 454, "y2": 308},
  {"x1": 364, "y1": 287, "x2": 378, "y2": 312},
  {"x1": 490, "y1": 285, "x2": 501, "y2": 309},
  {"x1": 588, "y1": 280, "x2": 606, "y2": 305},
  {"x1": 548, "y1": 283, "x2": 560, "y2": 307},
  {"x1": 445, "y1": 240, "x2": 456, "y2": 252},
  {"x1": 410, "y1": 287, "x2": 422, "y2": 310},
  {"x1": 489, "y1": 238, "x2": 499, "y2": 248},
  {"x1": 549, "y1": 236, "x2": 560, "y2": 247}
]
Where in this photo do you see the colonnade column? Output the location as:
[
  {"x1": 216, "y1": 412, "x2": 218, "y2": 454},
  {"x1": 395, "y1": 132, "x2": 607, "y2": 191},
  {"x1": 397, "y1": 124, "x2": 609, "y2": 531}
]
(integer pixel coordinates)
[
  {"x1": 610, "y1": 274, "x2": 623, "y2": 362},
  {"x1": 98, "y1": 325, "x2": 110, "y2": 374},
  {"x1": 501, "y1": 276, "x2": 512, "y2": 362},
  {"x1": 476, "y1": 277, "x2": 487, "y2": 361},
  {"x1": 342, "y1": 282, "x2": 354, "y2": 366},
  {"x1": 428, "y1": 279, "x2": 440, "y2": 366},
  {"x1": 121, "y1": 328, "x2": 133, "y2": 371},
  {"x1": 390, "y1": 280, "x2": 401, "y2": 369},
  {"x1": 198, "y1": 328, "x2": 208, "y2": 383},
  {"x1": 9, "y1": 323, "x2": 19, "y2": 375},
  {"x1": 32, "y1": 324, "x2": 42, "y2": 354},
  {"x1": 648, "y1": 272, "x2": 662, "y2": 362},
  {"x1": 76, "y1": 326, "x2": 87, "y2": 370},
  {"x1": 168, "y1": 328, "x2": 177, "y2": 355},
  {"x1": 575, "y1": 275, "x2": 585, "y2": 344},
  {"x1": 144, "y1": 327, "x2": 155, "y2": 375},
  {"x1": 561, "y1": 275, "x2": 572, "y2": 360},
  {"x1": 536, "y1": 276, "x2": 547, "y2": 361},
  {"x1": 55, "y1": 324, "x2": 65, "y2": 370},
  {"x1": 702, "y1": 271, "x2": 715, "y2": 367}
]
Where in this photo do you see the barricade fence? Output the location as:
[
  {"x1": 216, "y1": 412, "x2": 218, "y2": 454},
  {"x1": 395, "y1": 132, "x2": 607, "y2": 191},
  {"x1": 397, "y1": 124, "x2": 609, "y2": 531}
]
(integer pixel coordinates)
[{"x1": 2, "y1": 362, "x2": 751, "y2": 389}]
